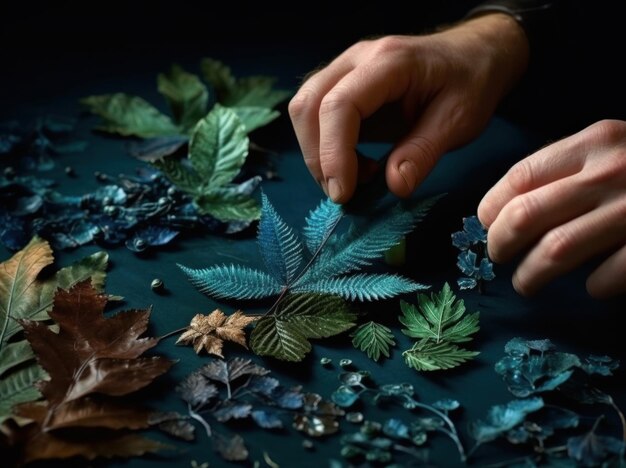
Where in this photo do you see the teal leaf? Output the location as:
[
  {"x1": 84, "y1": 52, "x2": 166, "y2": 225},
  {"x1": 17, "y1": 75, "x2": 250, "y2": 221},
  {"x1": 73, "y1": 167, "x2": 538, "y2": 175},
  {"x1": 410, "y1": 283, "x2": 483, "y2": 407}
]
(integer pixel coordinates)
[
  {"x1": 258, "y1": 193, "x2": 303, "y2": 285},
  {"x1": 157, "y1": 64, "x2": 209, "y2": 132},
  {"x1": 188, "y1": 105, "x2": 249, "y2": 188},
  {"x1": 294, "y1": 273, "x2": 426, "y2": 301},
  {"x1": 303, "y1": 197, "x2": 344, "y2": 254},
  {"x1": 0, "y1": 339, "x2": 34, "y2": 377},
  {"x1": 469, "y1": 397, "x2": 545, "y2": 444},
  {"x1": 178, "y1": 264, "x2": 282, "y2": 300},
  {"x1": 80, "y1": 93, "x2": 179, "y2": 138},
  {"x1": 195, "y1": 186, "x2": 260, "y2": 221},
  {"x1": 451, "y1": 216, "x2": 487, "y2": 249}
]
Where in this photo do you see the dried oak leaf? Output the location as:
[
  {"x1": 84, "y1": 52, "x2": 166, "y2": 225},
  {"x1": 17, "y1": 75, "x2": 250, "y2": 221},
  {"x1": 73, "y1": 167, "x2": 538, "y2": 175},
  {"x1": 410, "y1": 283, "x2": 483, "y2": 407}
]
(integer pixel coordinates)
[
  {"x1": 7, "y1": 280, "x2": 174, "y2": 463},
  {"x1": 176, "y1": 309, "x2": 258, "y2": 357}
]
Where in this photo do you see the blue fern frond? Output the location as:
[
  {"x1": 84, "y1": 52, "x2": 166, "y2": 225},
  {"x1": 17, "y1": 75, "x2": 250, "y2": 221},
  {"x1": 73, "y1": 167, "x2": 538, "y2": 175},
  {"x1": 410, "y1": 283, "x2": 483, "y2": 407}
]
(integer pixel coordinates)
[
  {"x1": 258, "y1": 192, "x2": 303, "y2": 284},
  {"x1": 299, "y1": 205, "x2": 416, "y2": 282},
  {"x1": 178, "y1": 263, "x2": 282, "y2": 299},
  {"x1": 302, "y1": 197, "x2": 344, "y2": 254},
  {"x1": 293, "y1": 273, "x2": 428, "y2": 301}
]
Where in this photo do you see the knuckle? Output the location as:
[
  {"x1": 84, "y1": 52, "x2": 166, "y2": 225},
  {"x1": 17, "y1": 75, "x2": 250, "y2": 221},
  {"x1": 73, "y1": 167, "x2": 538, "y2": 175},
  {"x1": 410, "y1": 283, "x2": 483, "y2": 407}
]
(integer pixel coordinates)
[
  {"x1": 371, "y1": 35, "x2": 406, "y2": 55},
  {"x1": 288, "y1": 88, "x2": 317, "y2": 120},
  {"x1": 506, "y1": 160, "x2": 535, "y2": 193},
  {"x1": 318, "y1": 88, "x2": 355, "y2": 118},
  {"x1": 505, "y1": 195, "x2": 537, "y2": 234},
  {"x1": 403, "y1": 135, "x2": 440, "y2": 168},
  {"x1": 540, "y1": 228, "x2": 573, "y2": 263},
  {"x1": 587, "y1": 119, "x2": 626, "y2": 145}
]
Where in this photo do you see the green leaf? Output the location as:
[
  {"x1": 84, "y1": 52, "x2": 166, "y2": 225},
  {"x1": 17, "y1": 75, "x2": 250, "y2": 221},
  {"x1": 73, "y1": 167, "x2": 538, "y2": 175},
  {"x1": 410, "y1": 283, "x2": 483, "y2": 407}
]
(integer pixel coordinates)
[
  {"x1": 0, "y1": 363, "x2": 47, "y2": 424},
  {"x1": 189, "y1": 105, "x2": 249, "y2": 187},
  {"x1": 352, "y1": 321, "x2": 396, "y2": 362},
  {"x1": 152, "y1": 156, "x2": 203, "y2": 195},
  {"x1": 402, "y1": 340, "x2": 479, "y2": 371},
  {"x1": 157, "y1": 64, "x2": 208, "y2": 132},
  {"x1": 231, "y1": 106, "x2": 280, "y2": 134},
  {"x1": 400, "y1": 283, "x2": 479, "y2": 343},
  {"x1": 195, "y1": 188, "x2": 261, "y2": 221},
  {"x1": 250, "y1": 294, "x2": 357, "y2": 361},
  {"x1": 0, "y1": 339, "x2": 34, "y2": 377},
  {"x1": 81, "y1": 93, "x2": 179, "y2": 138},
  {"x1": 200, "y1": 57, "x2": 290, "y2": 108}
]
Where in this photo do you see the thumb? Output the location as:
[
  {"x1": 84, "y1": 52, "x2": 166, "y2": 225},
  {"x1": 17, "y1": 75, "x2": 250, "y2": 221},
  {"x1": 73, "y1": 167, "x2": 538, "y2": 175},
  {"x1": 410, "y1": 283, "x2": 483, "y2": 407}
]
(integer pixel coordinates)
[{"x1": 385, "y1": 97, "x2": 471, "y2": 197}]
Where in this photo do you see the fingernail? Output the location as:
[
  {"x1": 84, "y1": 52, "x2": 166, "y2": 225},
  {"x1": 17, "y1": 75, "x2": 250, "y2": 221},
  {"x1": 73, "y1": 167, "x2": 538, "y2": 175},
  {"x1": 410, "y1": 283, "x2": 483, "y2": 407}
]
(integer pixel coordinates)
[
  {"x1": 398, "y1": 160, "x2": 417, "y2": 192},
  {"x1": 327, "y1": 177, "x2": 342, "y2": 202}
]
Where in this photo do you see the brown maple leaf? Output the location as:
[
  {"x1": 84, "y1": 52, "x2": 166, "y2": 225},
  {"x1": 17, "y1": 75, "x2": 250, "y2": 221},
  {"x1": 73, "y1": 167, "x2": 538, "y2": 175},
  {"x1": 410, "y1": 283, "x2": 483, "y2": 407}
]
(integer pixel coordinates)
[
  {"x1": 4, "y1": 280, "x2": 175, "y2": 464},
  {"x1": 176, "y1": 309, "x2": 258, "y2": 357}
]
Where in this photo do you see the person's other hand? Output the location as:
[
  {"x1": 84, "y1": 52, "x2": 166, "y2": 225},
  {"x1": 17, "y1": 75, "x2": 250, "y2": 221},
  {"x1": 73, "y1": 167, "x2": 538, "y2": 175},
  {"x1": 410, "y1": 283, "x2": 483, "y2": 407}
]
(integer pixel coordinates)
[
  {"x1": 288, "y1": 13, "x2": 529, "y2": 203},
  {"x1": 478, "y1": 120, "x2": 626, "y2": 298}
]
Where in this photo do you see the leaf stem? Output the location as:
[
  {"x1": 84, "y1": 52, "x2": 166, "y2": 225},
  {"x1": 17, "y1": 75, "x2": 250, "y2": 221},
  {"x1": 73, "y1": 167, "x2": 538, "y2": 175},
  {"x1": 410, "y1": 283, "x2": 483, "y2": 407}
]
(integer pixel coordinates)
[
  {"x1": 608, "y1": 396, "x2": 626, "y2": 442},
  {"x1": 188, "y1": 403, "x2": 212, "y2": 437},
  {"x1": 159, "y1": 327, "x2": 187, "y2": 340}
]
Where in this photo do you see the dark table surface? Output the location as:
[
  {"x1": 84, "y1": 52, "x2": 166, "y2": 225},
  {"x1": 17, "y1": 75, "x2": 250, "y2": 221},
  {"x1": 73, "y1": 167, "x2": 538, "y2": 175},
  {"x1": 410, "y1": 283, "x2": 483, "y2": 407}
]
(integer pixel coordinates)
[{"x1": 2, "y1": 3, "x2": 625, "y2": 467}]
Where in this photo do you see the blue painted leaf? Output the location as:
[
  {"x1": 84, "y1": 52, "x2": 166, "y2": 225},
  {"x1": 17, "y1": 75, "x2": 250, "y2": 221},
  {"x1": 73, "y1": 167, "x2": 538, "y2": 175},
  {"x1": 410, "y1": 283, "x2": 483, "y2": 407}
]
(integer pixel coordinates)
[
  {"x1": 247, "y1": 376, "x2": 280, "y2": 396},
  {"x1": 567, "y1": 432, "x2": 625, "y2": 466},
  {"x1": 478, "y1": 258, "x2": 495, "y2": 280},
  {"x1": 258, "y1": 192, "x2": 303, "y2": 284},
  {"x1": 431, "y1": 399, "x2": 460, "y2": 412},
  {"x1": 178, "y1": 264, "x2": 282, "y2": 300},
  {"x1": 581, "y1": 355, "x2": 620, "y2": 376},
  {"x1": 457, "y1": 277, "x2": 477, "y2": 290},
  {"x1": 383, "y1": 418, "x2": 410, "y2": 439},
  {"x1": 470, "y1": 397, "x2": 544, "y2": 443},
  {"x1": 175, "y1": 373, "x2": 218, "y2": 407},
  {"x1": 303, "y1": 197, "x2": 344, "y2": 254},
  {"x1": 126, "y1": 226, "x2": 179, "y2": 251},
  {"x1": 331, "y1": 385, "x2": 360, "y2": 408},
  {"x1": 251, "y1": 409, "x2": 283, "y2": 429},
  {"x1": 457, "y1": 250, "x2": 478, "y2": 277},
  {"x1": 294, "y1": 273, "x2": 427, "y2": 301},
  {"x1": 451, "y1": 216, "x2": 487, "y2": 249},
  {"x1": 270, "y1": 386, "x2": 304, "y2": 409},
  {"x1": 213, "y1": 402, "x2": 252, "y2": 422}
]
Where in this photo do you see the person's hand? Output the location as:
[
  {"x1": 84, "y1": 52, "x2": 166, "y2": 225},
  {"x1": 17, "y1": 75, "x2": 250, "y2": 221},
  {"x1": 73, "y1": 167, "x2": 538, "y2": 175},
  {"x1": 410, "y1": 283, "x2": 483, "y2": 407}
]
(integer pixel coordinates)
[
  {"x1": 478, "y1": 119, "x2": 626, "y2": 298},
  {"x1": 288, "y1": 13, "x2": 529, "y2": 203}
]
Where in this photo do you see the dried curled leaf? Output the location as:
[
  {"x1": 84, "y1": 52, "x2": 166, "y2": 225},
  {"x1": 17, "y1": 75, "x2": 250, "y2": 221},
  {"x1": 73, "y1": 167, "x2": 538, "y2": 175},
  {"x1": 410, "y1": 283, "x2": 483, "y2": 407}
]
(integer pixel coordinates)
[
  {"x1": 3, "y1": 280, "x2": 174, "y2": 464},
  {"x1": 176, "y1": 309, "x2": 258, "y2": 357}
]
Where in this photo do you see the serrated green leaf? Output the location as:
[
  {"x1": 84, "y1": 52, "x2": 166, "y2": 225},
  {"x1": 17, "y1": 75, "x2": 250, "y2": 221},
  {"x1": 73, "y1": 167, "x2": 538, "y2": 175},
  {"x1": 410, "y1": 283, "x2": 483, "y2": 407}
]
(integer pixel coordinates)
[
  {"x1": 195, "y1": 188, "x2": 261, "y2": 221},
  {"x1": 200, "y1": 57, "x2": 237, "y2": 98},
  {"x1": 152, "y1": 156, "x2": 203, "y2": 195},
  {"x1": 250, "y1": 293, "x2": 356, "y2": 361},
  {"x1": 0, "y1": 339, "x2": 34, "y2": 377},
  {"x1": 81, "y1": 93, "x2": 179, "y2": 138},
  {"x1": 294, "y1": 273, "x2": 427, "y2": 301},
  {"x1": 231, "y1": 106, "x2": 280, "y2": 134},
  {"x1": 189, "y1": 105, "x2": 248, "y2": 187},
  {"x1": 157, "y1": 64, "x2": 208, "y2": 132},
  {"x1": 403, "y1": 340, "x2": 479, "y2": 371},
  {"x1": 0, "y1": 363, "x2": 47, "y2": 424},
  {"x1": 400, "y1": 283, "x2": 479, "y2": 344},
  {"x1": 352, "y1": 321, "x2": 396, "y2": 362}
]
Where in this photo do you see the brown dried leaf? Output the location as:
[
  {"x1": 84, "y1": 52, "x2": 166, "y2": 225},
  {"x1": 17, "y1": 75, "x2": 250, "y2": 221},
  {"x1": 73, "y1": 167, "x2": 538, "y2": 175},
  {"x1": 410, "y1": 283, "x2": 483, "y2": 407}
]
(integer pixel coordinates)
[
  {"x1": 22, "y1": 281, "x2": 173, "y2": 405},
  {"x1": 176, "y1": 309, "x2": 258, "y2": 357}
]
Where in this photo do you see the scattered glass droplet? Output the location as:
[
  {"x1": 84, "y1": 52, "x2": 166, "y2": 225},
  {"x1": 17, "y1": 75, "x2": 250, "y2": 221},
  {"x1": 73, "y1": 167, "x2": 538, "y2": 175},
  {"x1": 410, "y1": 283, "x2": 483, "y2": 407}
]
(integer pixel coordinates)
[
  {"x1": 157, "y1": 196, "x2": 169, "y2": 207},
  {"x1": 302, "y1": 440, "x2": 314, "y2": 450},
  {"x1": 103, "y1": 205, "x2": 117, "y2": 216},
  {"x1": 64, "y1": 166, "x2": 75, "y2": 176},
  {"x1": 339, "y1": 359, "x2": 352, "y2": 368},
  {"x1": 345, "y1": 412, "x2": 363, "y2": 423},
  {"x1": 3, "y1": 166, "x2": 15, "y2": 179},
  {"x1": 320, "y1": 357, "x2": 332, "y2": 366},
  {"x1": 151, "y1": 278, "x2": 164, "y2": 291},
  {"x1": 102, "y1": 196, "x2": 113, "y2": 206}
]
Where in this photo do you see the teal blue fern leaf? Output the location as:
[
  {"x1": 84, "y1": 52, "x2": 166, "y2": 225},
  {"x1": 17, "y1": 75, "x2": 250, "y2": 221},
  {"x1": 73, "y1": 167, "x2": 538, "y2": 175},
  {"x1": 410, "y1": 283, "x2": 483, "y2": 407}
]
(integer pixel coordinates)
[
  {"x1": 181, "y1": 194, "x2": 441, "y2": 303},
  {"x1": 178, "y1": 264, "x2": 281, "y2": 300},
  {"x1": 303, "y1": 198, "x2": 344, "y2": 254},
  {"x1": 258, "y1": 193, "x2": 303, "y2": 284},
  {"x1": 293, "y1": 273, "x2": 427, "y2": 301}
]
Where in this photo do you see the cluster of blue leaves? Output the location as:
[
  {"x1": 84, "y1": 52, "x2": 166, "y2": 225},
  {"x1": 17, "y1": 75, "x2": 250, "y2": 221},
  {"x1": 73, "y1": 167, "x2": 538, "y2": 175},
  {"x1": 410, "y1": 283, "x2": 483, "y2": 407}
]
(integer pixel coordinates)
[
  {"x1": 469, "y1": 337, "x2": 624, "y2": 466},
  {"x1": 0, "y1": 116, "x2": 87, "y2": 172},
  {"x1": 0, "y1": 168, "x2": 258, "y2": 252},
  {"x1": 181, "y1": 193, "x2": 438, "y2": 303},
  {"x1": 451, "y1": 215, "x2": 494, "y2": 290}
]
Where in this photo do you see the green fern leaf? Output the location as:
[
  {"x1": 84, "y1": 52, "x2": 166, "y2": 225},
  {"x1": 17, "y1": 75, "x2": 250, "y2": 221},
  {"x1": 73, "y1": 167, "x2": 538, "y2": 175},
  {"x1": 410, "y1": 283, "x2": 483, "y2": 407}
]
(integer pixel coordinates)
[
  {"x1": 250, "y1": 293, "x2": 356, "y2": 361},
  {"x1": 352, "y1": 321, "x2": 396, "y2": 362},
  {"x1": 178, "y1": 264, "x2": 281, "y2": 300},
  {"x1": 294, "y1": 273, "x2": 427, "y2": 301},
  {"x1": 403, "y1": 340, "x2": 479, "y2": 371},
  {"x1": 400, "y1": 283, "x2": 479, "y2": 343}
]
